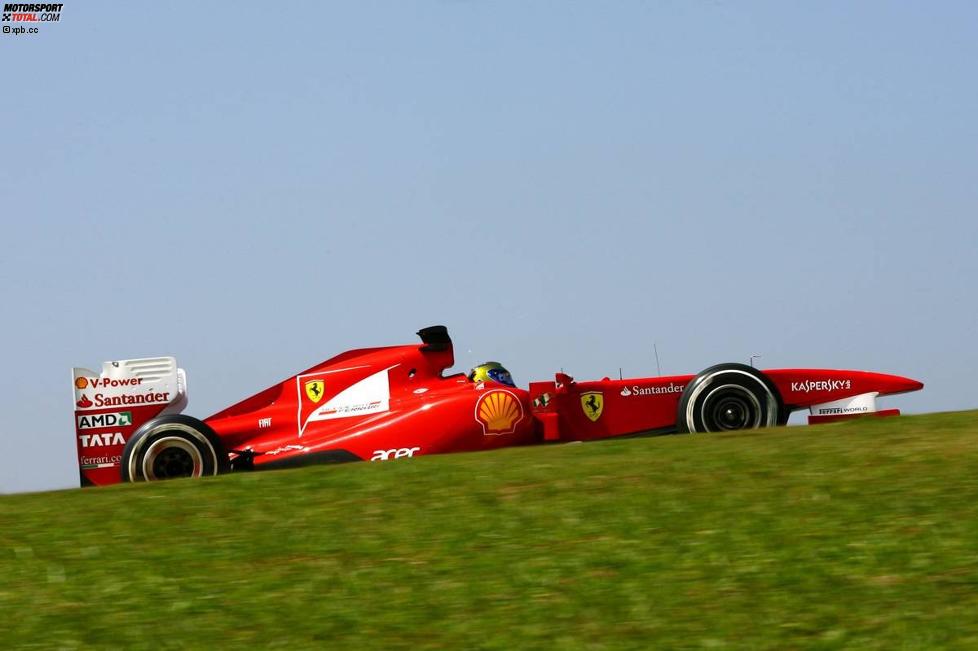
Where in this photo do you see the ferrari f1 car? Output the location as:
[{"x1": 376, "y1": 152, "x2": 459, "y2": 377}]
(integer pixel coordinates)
[{"x1": 71, "y1": 326, "x2": 923, "y2": 486}]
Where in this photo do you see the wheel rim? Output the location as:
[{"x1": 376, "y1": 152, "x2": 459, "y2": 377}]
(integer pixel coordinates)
[
  {"x1": 126, "y1": 422, "x2": 221, "y2": 482},
  {"x1": 700, "y1": 384, "x2": 762, "y2": 432},
  {"x1": 142, "y1": 436, "x2": 203, "y2": 480},
  {"x1": 683, "y1": 369, "x2": 780, "y2": 433},
  {"x1": 711, "y1": 395, "x2": 753, "y2": 430}
]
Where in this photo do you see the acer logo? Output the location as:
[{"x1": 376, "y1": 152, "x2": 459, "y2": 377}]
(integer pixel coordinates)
[
  {"x1": 79, "y1": 432, "x2": 126, "y2": 448},
  {"x1": 371, "y1": 447, "x2": 420, "y2": 461}
]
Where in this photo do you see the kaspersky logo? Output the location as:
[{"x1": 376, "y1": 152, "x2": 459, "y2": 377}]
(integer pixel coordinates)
[
  {"x1": 790, "y1": 379, "x2": 852, "y2": 393},
  {"x1": 77, "y1": 411, "x2": 132, "y2": 430}
]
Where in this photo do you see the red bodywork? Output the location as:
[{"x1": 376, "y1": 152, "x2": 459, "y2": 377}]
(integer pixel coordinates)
[
  {"x1": 73, "y1": 328, "x2": 923, "y2": 486},
  {"x1": 206, "y1": 339, "x2": 540, "y2": 472},
  {"x1": 529, "y1": 369, "x2": 922, "y2": 442}
]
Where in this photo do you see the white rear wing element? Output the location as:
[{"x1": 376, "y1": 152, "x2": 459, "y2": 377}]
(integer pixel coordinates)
[
  {"x1": 71, "y1": 356, "x2": 188, "y2": 486},
  {"x1": 72, "y1": 357, "x2": 187, "y2": 413}
]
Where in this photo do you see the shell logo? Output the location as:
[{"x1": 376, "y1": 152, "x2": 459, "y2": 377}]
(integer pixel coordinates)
[
  {"x1": 475, "y1": 390, "x2": 524, "y2": 436},
  {"x1": 75, "y1": 377, "x2": 89, "y2": 389}
]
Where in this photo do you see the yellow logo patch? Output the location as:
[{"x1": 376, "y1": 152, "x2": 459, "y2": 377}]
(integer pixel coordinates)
[
  {"x1": 580, "y1": 391, "x2": 604, "y2": 422},
  {"x1": 476, "y1": 390, "x2": 524, "y2": 435},
  {"x1": 304, "y1": 379, "x2": 325, "y2": 403}
]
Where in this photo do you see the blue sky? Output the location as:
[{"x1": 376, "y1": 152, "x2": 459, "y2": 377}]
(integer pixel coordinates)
[{"x1": 1, "y1": 2, "x2": 976, "y2": 493}]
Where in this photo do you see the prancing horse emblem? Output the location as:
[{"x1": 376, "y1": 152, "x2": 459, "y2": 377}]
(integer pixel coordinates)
[
  {"x1": 580, "y1": 391, "x2": 604, "y2": 422},
  {"x1": 304, "y1": 379, "x2": 325, "y2": 403}
]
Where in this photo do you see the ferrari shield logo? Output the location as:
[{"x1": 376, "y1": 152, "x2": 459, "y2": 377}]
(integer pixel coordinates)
[
  {"x1": 581, "y1": 391, "x2": 604, "y2": 422},
  {"x1": 304, "y1": 379, "x2": 325, "y2": 403}
]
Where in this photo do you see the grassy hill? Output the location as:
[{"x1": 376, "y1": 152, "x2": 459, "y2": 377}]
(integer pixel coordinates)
[{"x1": 2, "y1": 411, "x2": 978, "y2": 650}]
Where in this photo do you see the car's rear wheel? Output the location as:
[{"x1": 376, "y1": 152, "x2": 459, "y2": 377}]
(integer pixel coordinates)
[
  {"x1": 121, "y1": 415, "x2": 229, "y2": 482},
  {"x1": 677, "y1": 363, "x2": 784, "y2": 433}
]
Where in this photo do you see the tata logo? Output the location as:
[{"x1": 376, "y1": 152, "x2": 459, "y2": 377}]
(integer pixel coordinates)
[
  {"x1": 79, "y1": 432, "x2": 126, "y2": 448},
  {"x1": 77, "y1": 411, "x2": 133, "y2": 430}
]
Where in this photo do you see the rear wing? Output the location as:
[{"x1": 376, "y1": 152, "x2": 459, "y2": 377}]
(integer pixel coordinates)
[{"x1": 72, "y1": 357, "x2": 187, "y2": 487}]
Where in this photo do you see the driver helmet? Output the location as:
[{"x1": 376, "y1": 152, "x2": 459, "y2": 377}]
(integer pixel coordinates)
[{"x1": 468, "y1": 361, "x2": 515, "y2": 387}]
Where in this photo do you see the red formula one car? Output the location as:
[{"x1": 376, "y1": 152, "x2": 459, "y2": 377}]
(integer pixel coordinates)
[{"x1": 71, "y1": 326, "x2": 924, "y2": 487}]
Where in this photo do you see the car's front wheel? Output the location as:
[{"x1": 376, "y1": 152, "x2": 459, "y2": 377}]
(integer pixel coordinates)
[
  {"x1": 121, "y1": 415, "x2": 229, "y2": 482},
  {"x1": 677, "y1": 363, "x2": 784, "y2": 433}
]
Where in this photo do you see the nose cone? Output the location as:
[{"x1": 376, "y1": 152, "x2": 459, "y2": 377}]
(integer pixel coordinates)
[{"x1": 872, "y1": 372, "x2": 924, "y2": 396}]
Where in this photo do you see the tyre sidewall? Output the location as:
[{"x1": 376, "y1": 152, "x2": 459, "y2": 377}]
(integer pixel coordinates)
[
  {"x1": 677, "y1": 364, "x2": 783, "y2": 433},
  {"x1": 121, "y1": 415, "x2": 228, "y2": 482}
]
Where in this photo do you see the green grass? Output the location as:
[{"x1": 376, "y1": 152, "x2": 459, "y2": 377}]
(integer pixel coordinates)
[{"x1": 3, "y1": 411, "x2": 978, "y2": 650}]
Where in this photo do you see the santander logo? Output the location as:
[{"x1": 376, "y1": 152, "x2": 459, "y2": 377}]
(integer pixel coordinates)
[{"x1": 620, "y1": 383, "x2": 685, "y2": 397}]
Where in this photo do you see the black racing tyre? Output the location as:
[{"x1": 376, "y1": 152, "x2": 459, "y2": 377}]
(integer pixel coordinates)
[
  {"x1": 677, "y1": 363, "x2": 785, "y2": 433},
  {"x1": 121, "y1": 414, "x2": 229, "y2": 482}
]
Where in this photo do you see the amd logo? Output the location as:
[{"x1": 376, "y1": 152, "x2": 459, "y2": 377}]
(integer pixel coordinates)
[{"x1": 77, "y1": 411, "x2": 132, "y2": 430}]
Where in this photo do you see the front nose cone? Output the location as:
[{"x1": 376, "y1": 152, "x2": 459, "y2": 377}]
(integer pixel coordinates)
[{"x1": 874, "y1": 372, "x2": 924, "y2": 395}]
